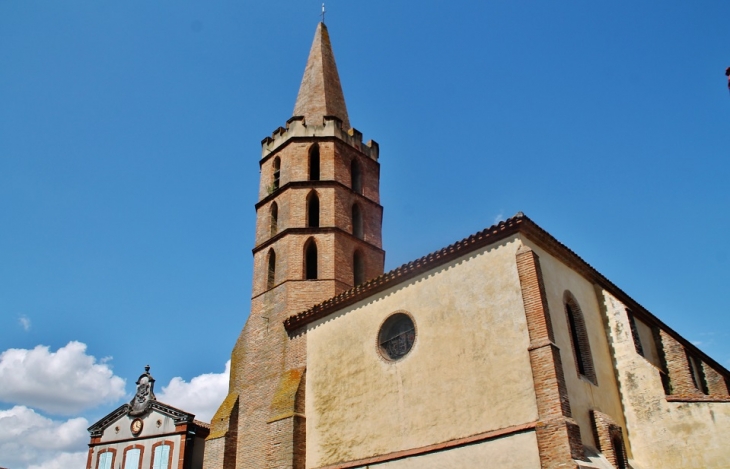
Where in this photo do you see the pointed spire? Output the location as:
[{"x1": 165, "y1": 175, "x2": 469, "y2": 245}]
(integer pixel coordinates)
[{"x1": 293, "y1": 22, "x2": 350, "y2": 129}]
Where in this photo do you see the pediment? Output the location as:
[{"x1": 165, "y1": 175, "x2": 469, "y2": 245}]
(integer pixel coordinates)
[{"x1": 88, "y1": 401, "x2": 195, "y2": 437}]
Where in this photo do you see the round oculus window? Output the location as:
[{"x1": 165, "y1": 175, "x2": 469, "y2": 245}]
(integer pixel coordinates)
[{"x1": 378, "y1": 313, "x2": 416, "y2": 360}]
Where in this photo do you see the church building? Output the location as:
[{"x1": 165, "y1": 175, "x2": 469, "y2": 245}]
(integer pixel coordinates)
[{"x1": 203, "y1": 22, "x2": 730, "y2": 469}]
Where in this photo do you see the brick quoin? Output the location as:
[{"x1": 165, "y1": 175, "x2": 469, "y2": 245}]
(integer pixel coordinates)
[
  {"x1": 516, "y1": 244, "x2": 584, "y2": 469},
  {"x1": 204, "y1": 22, "x2": 384, "y2": 469}
]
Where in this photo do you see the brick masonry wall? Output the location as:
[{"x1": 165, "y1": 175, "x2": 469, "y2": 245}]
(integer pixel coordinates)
[
  {"x1": 250, "y1": 233, "x2": 384, "y2": 299},
  {"x1": 515, "y1": 245, "x2": 583, "y2": 469},
  {"x1": 658, "y1": 330, "x2": 703, "y2": 396},
  {"x1": 258, "y1": 140, "x2": 380, "y2": 205},
  {"x1": 703, "y1": 363, "x2": 730, "y2": 396},
  {"x1": 203, "y1": 433, "x2": 225, "y2": 469},
  {"x1": 590, "y1": 410, "x2": 627, "y2": 469}
]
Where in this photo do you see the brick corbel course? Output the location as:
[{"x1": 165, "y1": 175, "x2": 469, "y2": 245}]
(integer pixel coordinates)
[{"x1": 516, "y1": 245, "x2": 585, "y2": 468}]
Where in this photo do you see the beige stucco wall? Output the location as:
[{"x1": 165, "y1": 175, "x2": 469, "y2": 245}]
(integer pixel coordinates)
[
  {"x1": 523, "y1": 238, "x2": 627, "y2": 453},
  {"x1": 305, "y1": 237, "x2": 539, "y2": 468},
  {"x1": 358, "y1": 431, "x2": 541, "y2": 469},
  {"x1": 632, "y1": 316, "x2": 662, "y2": 369},
  {"x1": 599, "y1": 289, "x2": 730, "y2": 469}
]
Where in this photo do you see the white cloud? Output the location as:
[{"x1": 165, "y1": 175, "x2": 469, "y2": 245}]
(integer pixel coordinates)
[
  {"x1": 18, "y1": 315, "x2": 31, "y2": 331},
  {"x1": 27, "y1": 451, "x2": 87, "y2": 469},
  {"x1": 157, "y1": 361, "x2": 230, "y2": 423},
  {"x1": 0, "y1": 406, "x2": 88, "y2": 469},
  {"x1": 493, "y1": 211, "x2": 504, "y2": 225},
  {"x1": 0, "y1": 341, "x2": 126, "y2": 415}
]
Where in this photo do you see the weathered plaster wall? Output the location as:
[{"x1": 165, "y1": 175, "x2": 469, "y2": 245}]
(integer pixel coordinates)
[
  {"x1": 599, "y1": 289, "x2": 730, "y2": 469},
  {"x1": 631, "y1": 316, "x2": 662, "y2": 369},
  {"x1": 305, "y1": 237, "x2": 538, "y2": 468},
  {"x1": 523, "y1": 238, "x2": 627, "y2": 453},
  {"x1": 362, "y1": 432, "x2": 541, "y2": 469}
]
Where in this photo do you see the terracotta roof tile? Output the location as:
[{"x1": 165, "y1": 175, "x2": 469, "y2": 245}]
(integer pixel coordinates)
[{"x1": 194, "y1": 419, "x2": 211, "y2": 429}]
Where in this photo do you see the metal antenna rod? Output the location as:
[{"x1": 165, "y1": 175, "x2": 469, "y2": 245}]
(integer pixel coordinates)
[{"x1": 321, "y1": 3, "x2": 326, "y2": 24}]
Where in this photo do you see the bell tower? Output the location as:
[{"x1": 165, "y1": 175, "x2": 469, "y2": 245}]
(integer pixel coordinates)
[{"x1": 204, "y1": 22, "x2": 384, "y2": 469}]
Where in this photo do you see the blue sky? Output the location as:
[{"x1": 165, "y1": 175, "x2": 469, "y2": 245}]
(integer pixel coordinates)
[{"x1": 1, "y1": 1, "x2": 729, "y2": 467}]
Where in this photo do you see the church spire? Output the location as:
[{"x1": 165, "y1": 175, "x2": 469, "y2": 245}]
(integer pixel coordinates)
[{"x1": 293, "y1": 22, "x2": 350, "y2": 129}]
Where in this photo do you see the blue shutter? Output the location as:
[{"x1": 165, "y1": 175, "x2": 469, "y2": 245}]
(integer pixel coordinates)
[
  {"x1": 99, "y1": 452, "x2": 113, "y2": 469},
  {"x1": 152, "y1": 444, "x2": 170, "y2": 469},
  {"x1": 124, "y1": 448, "x2": 140, "y2": 469}
]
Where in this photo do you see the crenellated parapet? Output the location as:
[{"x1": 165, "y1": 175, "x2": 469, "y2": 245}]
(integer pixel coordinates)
[{"x1": 261, "y1": 115, "x2": 379, "y2": 161}]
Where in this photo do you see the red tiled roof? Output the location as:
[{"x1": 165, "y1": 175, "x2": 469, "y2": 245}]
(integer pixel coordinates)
[{"x1": 194, "y1": 419, "x2": 211, "y2": 429}]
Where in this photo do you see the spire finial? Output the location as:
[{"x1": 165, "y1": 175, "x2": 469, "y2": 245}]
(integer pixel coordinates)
[{"x1": 321, "y1": 3, "x2": 325, "y2": 24}]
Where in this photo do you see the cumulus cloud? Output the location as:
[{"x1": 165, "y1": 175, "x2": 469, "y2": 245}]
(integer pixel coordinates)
[
  {"x1": 0, "y1": 406, "x2": 88, "y2": 469},
  {"x1": 0, "y1": 341, "x2": 126, "y2": 415},
  {"x1": 157, "y1": 361, "x2": 230, "y2": 423},
  {"x1": 27, "y1": 451, "x2": 88, "y2": 469},
  {"x1": 18, "y1": 315, "x2": 31, "y2": 331}
]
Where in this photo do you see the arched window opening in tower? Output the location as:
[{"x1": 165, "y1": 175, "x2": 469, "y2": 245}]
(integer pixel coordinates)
[
  {"x1": 564, "y1": 292, "x2": 596, "y2": 384},
  {"x1": 272, "y1": 157, "x2": 281, "y2": 192},
  {"x1": 307, "y1": 191, "x2": 320, "y2": 228},
  {"x1": 351, "y1": 159, "x2": 362, "y2": 194},
  {"x1": 353, "y1": 250, "x2": 365, "y2": 286},
  {"x1": 305, "y1": 239, "x2": 318, "y2": 280},
  {"x1": 270, "y1": 202, "x2": 279, "y2": 237},
  {"x1": 267, "y1": 249, "x2": 276, "y2": 290},
  {"x1": 352, "y1": 203, "x2": 363, "y2": 239},
  {"x1": 309, "y1": 144, "x2": 320, "y2": 181}
]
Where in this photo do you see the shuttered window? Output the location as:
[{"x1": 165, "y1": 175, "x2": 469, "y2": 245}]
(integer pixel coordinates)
[
  {"x1": 124, "y1": 448, "x2": 140, "y2": 469},
  {"x1": 152, "y1": 444, "x2": 171, "y2": 469},
  {"x1": 98, "y1": 452, "x2": 113, "y2": 469}
]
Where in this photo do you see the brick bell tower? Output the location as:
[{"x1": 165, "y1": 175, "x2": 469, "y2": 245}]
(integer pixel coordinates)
[{"x1": 204, "y1": 22, "x2": 384, "y2": 469}]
